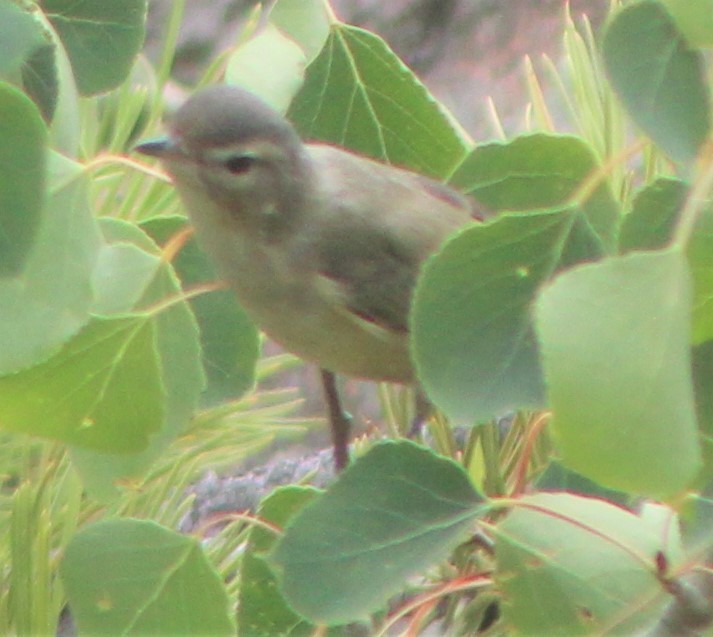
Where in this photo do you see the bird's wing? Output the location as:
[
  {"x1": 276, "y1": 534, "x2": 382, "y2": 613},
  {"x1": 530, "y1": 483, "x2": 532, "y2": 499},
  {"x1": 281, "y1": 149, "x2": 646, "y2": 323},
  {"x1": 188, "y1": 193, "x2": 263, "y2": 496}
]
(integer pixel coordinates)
[
  {"x1": 307, "y1": 145, "x2": 480, "y2": 334},
  {"x1": 315, "y1": 216, "x2": 421, "y2": 333}
]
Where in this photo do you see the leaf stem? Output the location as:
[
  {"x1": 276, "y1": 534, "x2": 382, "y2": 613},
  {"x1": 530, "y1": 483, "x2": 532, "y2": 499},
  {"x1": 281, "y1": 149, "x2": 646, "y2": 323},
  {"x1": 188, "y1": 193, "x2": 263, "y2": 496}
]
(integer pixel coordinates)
[
  {"x1": 673, "y1": 147, "x2": 713, "y2": 248},
  {"x1": 322, "y1": 0, "x2": 339, "y2": 23}
]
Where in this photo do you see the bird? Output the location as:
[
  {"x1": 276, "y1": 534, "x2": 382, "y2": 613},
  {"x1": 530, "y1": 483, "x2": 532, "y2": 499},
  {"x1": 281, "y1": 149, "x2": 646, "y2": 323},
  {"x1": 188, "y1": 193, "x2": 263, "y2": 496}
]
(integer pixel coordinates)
[{"x1": 135, "y1": 84, "x2": 485, "y2": 470}]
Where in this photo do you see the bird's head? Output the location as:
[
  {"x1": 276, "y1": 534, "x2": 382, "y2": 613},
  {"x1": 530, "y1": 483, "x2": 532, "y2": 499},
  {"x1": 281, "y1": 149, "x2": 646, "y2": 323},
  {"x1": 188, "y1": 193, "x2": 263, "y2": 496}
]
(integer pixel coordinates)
[{"x1": 136, "y1": 85, "x2": 310, "y2": 233}]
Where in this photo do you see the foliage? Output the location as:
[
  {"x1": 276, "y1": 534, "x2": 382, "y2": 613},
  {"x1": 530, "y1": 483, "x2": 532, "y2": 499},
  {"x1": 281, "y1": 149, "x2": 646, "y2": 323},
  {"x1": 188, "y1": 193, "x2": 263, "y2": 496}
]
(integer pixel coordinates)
[{"x1": 1, "y1": 0, "x2": 713, "y2": 635}]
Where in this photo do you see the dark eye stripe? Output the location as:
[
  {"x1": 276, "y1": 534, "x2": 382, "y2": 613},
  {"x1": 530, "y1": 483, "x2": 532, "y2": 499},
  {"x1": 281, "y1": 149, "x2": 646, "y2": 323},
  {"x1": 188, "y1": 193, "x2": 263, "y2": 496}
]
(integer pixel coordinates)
[{"x1": 224, "y1": 155, "x2": 256, "y2": 174}]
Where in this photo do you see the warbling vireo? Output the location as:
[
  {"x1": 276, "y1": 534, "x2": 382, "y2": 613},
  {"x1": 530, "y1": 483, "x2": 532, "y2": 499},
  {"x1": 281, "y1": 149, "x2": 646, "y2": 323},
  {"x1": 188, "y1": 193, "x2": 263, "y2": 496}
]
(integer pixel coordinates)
[{"x1": 135, "y1": 85, "x2": 485, "y2": 469}]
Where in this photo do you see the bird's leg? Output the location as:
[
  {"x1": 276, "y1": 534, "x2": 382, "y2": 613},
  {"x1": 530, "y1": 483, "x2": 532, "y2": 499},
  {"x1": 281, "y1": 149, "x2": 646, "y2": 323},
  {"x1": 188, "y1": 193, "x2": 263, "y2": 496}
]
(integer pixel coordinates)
[
  {"x1": 408, "y1": 386, "x2": 433, "y2": 438},
  {"x1": 320, "y1": 369, "x2": 352, "y2": 471}
]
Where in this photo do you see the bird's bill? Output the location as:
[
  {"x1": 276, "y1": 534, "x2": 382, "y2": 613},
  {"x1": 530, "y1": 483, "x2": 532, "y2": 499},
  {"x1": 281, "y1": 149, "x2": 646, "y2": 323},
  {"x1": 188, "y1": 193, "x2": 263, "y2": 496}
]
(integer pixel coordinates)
[{"x1": 134, "y1": 136, "x2": 181, "y2": 159}]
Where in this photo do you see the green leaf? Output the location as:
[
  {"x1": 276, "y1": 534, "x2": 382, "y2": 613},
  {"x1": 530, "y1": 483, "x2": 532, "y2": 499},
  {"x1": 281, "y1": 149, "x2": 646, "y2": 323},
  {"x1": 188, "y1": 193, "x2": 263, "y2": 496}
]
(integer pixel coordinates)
[
  {"x1": 619, "y1": 177, "x2": 686, "y2": 254},
  {"x1": 270, "y1": 440, "x2": 484, "y2": 624},
  {"x1": 21, "y1": 37, "x2": 59, "y2": 123},
  {"x1": 412, "y1": 207, "x2": 603, "y2": 424},
  {"x1": 226, "y1": 23, "x2": 306, "y2": 114},
  {"x1": 689, "y1": 205, "x2": 713, "y2": 343},
  {"x1": 693, "y1": 341, "x2": 713, "y2": 482},
  {"x1": 660, "y1": 0, "x2": 713, "y2": 47},
  {"x1": 602, "y1": 0, "x2": 711, "y2": 166},
  {"x1": 617, "y1": 178, "x2": 713, "y2": 345},
  {"x1": 269, "y1": 0, "x2": 330, "y2": 62},
  {"x1": 0, "y1": 1, "x2": 45, "y2": 76},
  {"x1": 71, "y1": 218, "x2": 204, "y2": 501},
  {"x1": 494, "y1": 493, "x2": 682, "y2": 635},
  {"x1": 61, "y1": 519, "x2": 235, "y2": 636},
  {"x1": 0, "y1": 315, "x2": 163, "y2": 452},
  {"x1": 142, "y1": 216, "x2": 259, "y2": 404},
  {"x1": 288, "y1": 24, "x2": 467, "y2": 178},
  {"x1": 0, "y1": 151, "x2": 101, "y2": 374},
  {"x1": 413, "y1": 135, "x2": 619, "y2": 423},
  {"x1": 21, "y1": 10, "x2": 82, "y2": 154},
  {"x1": 0, "y1": 81, "x2": 47, "y2": 276},
  {"x1": 535, "y1": 248, "x2": 701, "y2": 497},
  {"x1": 449, "y1": 133, "x2": 620, "y2": 252},
  {"x1": 72, "y1": 272, "x2": 203, "y2": 500},
  {"x1": 40, "y1": 0, "x2": 147, "y2": 95},
  {"x1": 90, "y1": 242, "x2": 161, "y2": 316},
  {"x1": 239, "y1": 487, "x2": 323, "y2": 637},
  {"x1": 534, "y1": 461, "x2": 632, "y2": 509}
]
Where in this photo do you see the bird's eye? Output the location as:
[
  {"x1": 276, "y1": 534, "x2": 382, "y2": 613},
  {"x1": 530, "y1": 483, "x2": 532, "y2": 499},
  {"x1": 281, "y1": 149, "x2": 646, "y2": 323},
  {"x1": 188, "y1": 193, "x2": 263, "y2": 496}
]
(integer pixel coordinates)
[{"x1": 224, "y1": 155, "x2": 256, "y2": 175}]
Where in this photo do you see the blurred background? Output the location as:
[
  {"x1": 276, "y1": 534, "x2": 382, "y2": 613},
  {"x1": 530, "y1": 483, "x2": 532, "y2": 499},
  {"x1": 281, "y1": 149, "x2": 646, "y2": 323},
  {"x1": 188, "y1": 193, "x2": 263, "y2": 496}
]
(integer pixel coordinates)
[{"x1": 145, "y1": 0, "x2": 607, "y2": 137}]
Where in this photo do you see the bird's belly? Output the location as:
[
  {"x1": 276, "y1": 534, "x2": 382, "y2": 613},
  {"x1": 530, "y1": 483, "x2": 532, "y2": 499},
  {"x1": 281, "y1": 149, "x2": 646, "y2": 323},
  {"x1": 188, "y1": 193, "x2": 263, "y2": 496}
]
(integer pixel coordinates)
[
  {"x1": 199, "y1": 226, "x2": 413, "y2": 383},
  {"x1": 260, "y1": 302, "x2": 412, "y2": 382},
  {"x1": 239, "y1": 278, "x2": 413, "y2": 383}
]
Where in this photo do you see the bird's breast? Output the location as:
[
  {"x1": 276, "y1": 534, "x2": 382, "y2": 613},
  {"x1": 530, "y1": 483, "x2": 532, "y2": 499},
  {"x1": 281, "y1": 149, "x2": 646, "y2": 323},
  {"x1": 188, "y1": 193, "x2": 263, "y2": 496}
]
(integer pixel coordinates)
[{"x1": 184, "y1": 199, "x2": 412, "y2": 382}]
